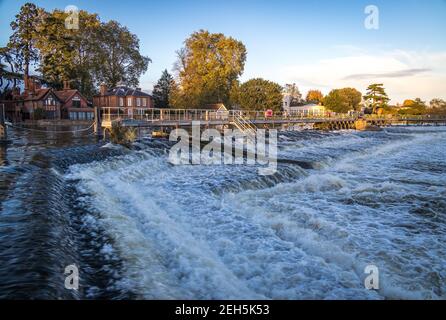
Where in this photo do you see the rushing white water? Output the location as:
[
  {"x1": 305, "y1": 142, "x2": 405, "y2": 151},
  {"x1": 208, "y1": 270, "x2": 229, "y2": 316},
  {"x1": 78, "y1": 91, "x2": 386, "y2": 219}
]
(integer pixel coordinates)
[{"x1": 66, "y1": 127, "x2": 446, "y2": 300}]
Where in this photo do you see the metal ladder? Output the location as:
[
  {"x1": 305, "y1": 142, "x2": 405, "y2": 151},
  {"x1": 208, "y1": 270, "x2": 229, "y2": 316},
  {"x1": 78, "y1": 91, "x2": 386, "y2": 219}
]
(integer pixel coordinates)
[{"x1": 231, "y1": 113, "x2": 257, "y2": 141}]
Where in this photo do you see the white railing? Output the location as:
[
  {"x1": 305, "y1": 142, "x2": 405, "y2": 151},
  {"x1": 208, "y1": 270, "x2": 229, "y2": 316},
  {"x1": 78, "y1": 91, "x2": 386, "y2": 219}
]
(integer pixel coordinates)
[
  {"x1": 231, "y1": 113, "x2": 257, "y2": 138},
  {"x1": 99, "y1": 107, "x2": 446, "y2": 126}
]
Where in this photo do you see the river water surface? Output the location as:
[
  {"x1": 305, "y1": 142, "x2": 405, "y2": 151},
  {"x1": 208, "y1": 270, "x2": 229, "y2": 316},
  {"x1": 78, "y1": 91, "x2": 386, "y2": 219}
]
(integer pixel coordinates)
[{"x1": 0, "y1": 126, "x2": 445, "y2": 299}]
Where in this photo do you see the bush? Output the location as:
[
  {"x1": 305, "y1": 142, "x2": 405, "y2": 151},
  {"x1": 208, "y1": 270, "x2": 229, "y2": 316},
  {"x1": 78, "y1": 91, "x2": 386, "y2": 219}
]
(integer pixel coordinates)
[{"x1": 110, "y1": 122, "x2": 137, "y2": 147}]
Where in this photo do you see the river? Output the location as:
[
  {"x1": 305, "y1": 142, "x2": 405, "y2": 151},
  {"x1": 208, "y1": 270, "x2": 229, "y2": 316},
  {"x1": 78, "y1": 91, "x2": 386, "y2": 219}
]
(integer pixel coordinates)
[{"x1": 0, "y1": 125, "x2": 445, "y2": 299}]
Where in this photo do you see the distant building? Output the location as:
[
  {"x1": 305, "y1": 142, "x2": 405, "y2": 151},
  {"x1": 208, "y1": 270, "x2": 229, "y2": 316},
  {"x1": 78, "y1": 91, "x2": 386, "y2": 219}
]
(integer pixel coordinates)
[
  {"x1": 2, "y1": 77, "x2": 92, "y2": 121},
  {"x1": 93, "y1": 83, "x2": 153, "y2": 117},
  {"x1": 285, "y1": 103, "x2": 327, "y2": 116},
  {"x1": 203, "y1": 103, "x2": 229, "y2": 120}
]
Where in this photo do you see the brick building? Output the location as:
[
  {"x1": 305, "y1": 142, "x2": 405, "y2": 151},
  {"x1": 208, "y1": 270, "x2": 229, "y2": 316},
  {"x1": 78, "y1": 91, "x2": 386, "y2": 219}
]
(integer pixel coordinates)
[
  {"x1": 93, "y1": 83, "x2": 153, "y2": 117},
  {"x1": 2, "y1": 77, "x2": 92, "y2": 121}
]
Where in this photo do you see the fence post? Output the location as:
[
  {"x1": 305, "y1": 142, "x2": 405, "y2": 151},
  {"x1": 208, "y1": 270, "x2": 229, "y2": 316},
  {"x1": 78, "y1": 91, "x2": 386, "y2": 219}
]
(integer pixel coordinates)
[
  {"x1": 94, "y1": 106, "x2": 103, "y2": 137},
  {"x1": 0, "y1": 104, "x2": 7, "y2": 142}
]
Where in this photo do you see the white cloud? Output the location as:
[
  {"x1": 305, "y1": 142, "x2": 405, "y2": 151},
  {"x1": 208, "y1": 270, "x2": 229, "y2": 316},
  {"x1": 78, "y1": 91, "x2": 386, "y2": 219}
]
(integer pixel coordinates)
[{"x1": 264, "y1": 49, "x2": 446, "y2": 103}]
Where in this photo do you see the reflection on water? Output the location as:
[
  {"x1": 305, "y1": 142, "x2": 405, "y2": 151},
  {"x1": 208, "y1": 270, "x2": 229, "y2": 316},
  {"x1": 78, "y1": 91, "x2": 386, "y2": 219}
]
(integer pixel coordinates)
[{"x1": 1, "y1": 126, "x2": 446, "y2": 299}]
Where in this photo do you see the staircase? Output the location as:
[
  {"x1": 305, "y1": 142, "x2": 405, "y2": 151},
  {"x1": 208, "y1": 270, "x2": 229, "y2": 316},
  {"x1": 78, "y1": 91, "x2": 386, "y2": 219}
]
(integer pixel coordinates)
[{"x1": 231, "y1": 113, "x2": 257, "y2": 141}]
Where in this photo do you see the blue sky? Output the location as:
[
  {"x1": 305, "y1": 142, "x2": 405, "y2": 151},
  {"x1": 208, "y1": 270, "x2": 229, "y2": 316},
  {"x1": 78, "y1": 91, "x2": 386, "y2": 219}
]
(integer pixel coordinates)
[{"x1": 1, "y1": 0, "x2": 445, "y2": 102}]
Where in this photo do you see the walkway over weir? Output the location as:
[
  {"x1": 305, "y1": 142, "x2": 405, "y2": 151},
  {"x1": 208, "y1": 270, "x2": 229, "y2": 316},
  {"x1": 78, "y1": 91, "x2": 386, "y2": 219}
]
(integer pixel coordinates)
[{"x1": 98, "y1": 107, "x2": 446, "y2": 132}]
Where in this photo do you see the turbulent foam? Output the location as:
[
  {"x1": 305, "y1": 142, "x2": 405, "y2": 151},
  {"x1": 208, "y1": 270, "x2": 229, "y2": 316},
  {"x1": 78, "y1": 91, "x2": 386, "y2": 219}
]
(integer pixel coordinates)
[{"x1": 66, "y1": 127, "x2": 446, "y2": 299}]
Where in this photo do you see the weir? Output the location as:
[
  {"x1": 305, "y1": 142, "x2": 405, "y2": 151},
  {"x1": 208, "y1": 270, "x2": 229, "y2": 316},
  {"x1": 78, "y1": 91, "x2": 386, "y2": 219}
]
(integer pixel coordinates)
[{"x1": 98, "y1": 107, "x2": 446, "y2": 135}]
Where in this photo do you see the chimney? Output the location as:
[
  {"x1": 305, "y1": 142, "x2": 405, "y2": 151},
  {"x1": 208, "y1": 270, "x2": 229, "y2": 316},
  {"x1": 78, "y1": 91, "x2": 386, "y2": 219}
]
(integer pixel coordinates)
[
  {"x1": 28, "y1": 78, "x2": 36, "y2": 96},
  {"x1": 136, "y1": 87, "x2": 141, "y2": 92},
  {"x1": 34, "y1": 80, "x2": 42, "y2": 90},
  {"x1": 24, "y1": 74, "x2": 29, "y2": 95},
  {"x1": 12, "y1": 87, "x2": 20, "y2": 98},
  {"x1": 63, "y1": 80, "x2": 70, "y2": 90},
  {"x1": 100, "y1": 83, "x2": 107, "y2": 96}
]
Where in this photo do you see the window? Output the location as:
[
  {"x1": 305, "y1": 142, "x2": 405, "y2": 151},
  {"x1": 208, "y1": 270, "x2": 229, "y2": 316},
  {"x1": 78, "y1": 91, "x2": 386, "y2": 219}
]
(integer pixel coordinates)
[
  {"x1": 72, "y1": 96, "x2": 81, "y2": 108},
  {"x1": 136, "y1": 98, "x2": 141, "y2": 107},
  {"x1": 142, "y1": 98, "x2": 147, "y2": 107},
  {"x1": 45, "y1": 97, "x2": 55, "y2": 106},
  {"x1": 119, "y1": 97, "x2": 124, "y2": 107},
  {"x1": 127, "y1": 97, "x2": 132, "y2": 106}
]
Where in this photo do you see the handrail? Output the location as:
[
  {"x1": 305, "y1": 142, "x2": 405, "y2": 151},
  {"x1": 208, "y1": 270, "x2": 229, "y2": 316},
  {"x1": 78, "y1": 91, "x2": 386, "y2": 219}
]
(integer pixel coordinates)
[{"x1": 98, "y1": 107, "x2": 446, "y2": 124}]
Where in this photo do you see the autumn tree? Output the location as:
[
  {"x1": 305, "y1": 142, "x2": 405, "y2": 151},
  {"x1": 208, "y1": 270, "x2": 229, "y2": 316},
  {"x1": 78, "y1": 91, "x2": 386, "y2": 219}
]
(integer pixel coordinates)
[
  {"x1": 233, "y1": 78, "x2": 283, "y2": 111},
  {"x1": 171, "y1": 30, "x2": 247, "y2": 108},
  {"x1": 399, "y1": 98, "x2": 427, "y2": 115},
  {"x1": 152, "y1": 70, "x2": 174, "y2": 108},
  {"x1": 8, "y1": 3, "x2": 43, "y2": 79},
  {"x1": 338, "y1": 88, "x2": 362, "y2": 111},
  {"x1": 363, "y1": 83, "x2": 390, "y2": 114},
  {"x1": 306, "y1": 90, "x2": 323, "y2": 104}
]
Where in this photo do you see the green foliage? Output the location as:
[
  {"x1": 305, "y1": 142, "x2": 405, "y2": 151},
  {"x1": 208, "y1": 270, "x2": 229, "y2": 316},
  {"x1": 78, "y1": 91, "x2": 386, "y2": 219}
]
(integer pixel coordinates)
[
  {"x1": 363, "y1": 83, "x2": 390, "y2": 114},
  {"x1": 306, "y1": 90, "x2": 323, "y2": 104},
  {"x1": 323, "y1": 90, "x2": 350, "y2": 113},
  {"x1": 170, "y1": 30, "x2": 247, "y2": 109},
  {"x1": 323, "y1": 88, "x2": 361, "y2": 113},
  {"x1": 233, "y1": 78, "x2": 283, "y2": 111},
  {"x1": 152, "y1": 70, "x2": 174, "y2": 108},
  {"x1": 6, "y1": 4, "x2": 151, "y2": 100},
  {"x1": 35, "y1": 10, "x2": 101, "y2": 96},
  {"x1": 8, "y1": 2, "x2": 42, "y2": 77},
  {"x1": 92, "y1": 20, "x2": 151, "y2": 88}
]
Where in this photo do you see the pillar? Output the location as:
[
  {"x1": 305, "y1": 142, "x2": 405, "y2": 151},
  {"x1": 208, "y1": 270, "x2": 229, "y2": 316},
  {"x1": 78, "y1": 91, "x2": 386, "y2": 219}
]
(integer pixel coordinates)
[
  {"x1": 94, "y1": 106, "x2": 103, "y2": 137},
  {"x1": 0, "y1": 104, "x2": 7, "y2": 141}
]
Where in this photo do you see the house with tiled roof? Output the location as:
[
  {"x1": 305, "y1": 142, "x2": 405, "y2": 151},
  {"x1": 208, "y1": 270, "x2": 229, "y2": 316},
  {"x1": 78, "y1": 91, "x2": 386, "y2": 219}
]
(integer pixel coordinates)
[
  {"x1": 4, "y1": 77, "x2": 93, "y2": 121},
  {"x1": 93, "y1": 83, "x2": 153, "y2": 117},
  {"x1": 55, "y1": 81, "x2": 92, "y2": 120}
]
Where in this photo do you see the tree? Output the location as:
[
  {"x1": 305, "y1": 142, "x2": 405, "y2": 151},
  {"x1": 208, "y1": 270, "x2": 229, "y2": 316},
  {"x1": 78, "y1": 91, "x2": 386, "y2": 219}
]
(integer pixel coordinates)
[
  {"x1": 323, "y1": 89, "x2": 350, "y2": 113},
  {"x1": 338, "y1": 88, "x2": 362, "y2": 111},
  {"x1": 429, "y1": 98, "x2": 446, "y2": 109},
  {"x1": 35, "y1": 9, "x2": 101, "y2": 96},
  {"x1": 363, "y1": 83, "x2": 390, "y2": 114},
  {"x1": 92, "y1": 20, "x2": 151, "y2": 88},
  {"x1": 8, "y1": 3, "x2": 43, "y2": 79},
  {"x1": 171, "y1": 30, "x2": 247, "y2": 108},
  {"x1": 0, "y1": 46, "x2": 22, "y2": 90},
  {"x1": 152, "y1": 70, "x2": 174, "y2": 108},
  {"x1": 399, "y1": 98, "x2": 427, "y2": 115},
  {"x1": 306, "y1": 90, "x2": 323, "y2": 104},
  {"x1": 284, "y1": 83, "x2": 302, "y2": 105},
  {"x1": 233, "y1": 78, "x2": 283, "y2": 112}
]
